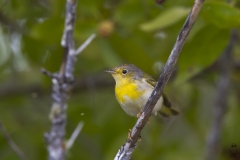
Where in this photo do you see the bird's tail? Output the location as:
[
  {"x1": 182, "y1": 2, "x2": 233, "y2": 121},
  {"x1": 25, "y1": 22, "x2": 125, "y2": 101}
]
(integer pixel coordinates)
[
  {"x1": 158, "y1": 93, "x2": 179, "y2": 117},
  {"x1": 158, "y1": 106, "x2": 179, "y2": 117}
]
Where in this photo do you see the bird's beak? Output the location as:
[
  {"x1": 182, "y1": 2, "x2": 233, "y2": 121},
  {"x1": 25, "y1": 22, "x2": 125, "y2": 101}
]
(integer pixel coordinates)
[{"x1": 104, "y1": 69, "x2": 116, "y2": 74}]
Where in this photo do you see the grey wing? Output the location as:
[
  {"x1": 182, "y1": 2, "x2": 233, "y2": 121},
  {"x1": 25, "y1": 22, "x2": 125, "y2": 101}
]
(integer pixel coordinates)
[{"x1": 145, "y1": 74, "x2": 171, "y2": 108}]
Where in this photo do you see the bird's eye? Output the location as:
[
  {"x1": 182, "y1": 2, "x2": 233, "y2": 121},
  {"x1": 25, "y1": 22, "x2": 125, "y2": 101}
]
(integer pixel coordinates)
[{"x1": 122, "y1": 69, "x2": 128, "y2": 75}]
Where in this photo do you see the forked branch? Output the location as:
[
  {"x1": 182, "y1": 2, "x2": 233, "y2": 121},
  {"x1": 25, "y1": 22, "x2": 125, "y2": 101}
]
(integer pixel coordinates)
[{"x1": 42, "y1": 0, "x2": 95, "y2": 160}]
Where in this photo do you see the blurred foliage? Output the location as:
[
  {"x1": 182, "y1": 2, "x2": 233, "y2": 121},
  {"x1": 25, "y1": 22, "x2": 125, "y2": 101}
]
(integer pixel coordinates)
[{"x1": 0, "y1": 0, "x2": 240, "y2": 160}]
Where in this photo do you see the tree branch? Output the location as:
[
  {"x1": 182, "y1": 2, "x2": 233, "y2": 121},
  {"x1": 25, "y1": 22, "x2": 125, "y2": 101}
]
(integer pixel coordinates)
[
  {"x1": 114, "y1": 0, "x2": 205, "y2": 159},
  {"x1": 43, "y1": 0, "x2": 95, "y2": 160},
  {"x1": 66, "y1": 121, "x2": 84, "y2": 151},
  {"x1": 0, "y1": 121, "x2": 28, "y2": 160},
  {"x1": 205, "y1": 30, "x2": 236, "y2": 160},
  {"x1": 75, "y1": 34, "x2": 96, "y2": 55},
  {"x1": 0, "y1": 73, "x2": 112, "y2": 98}
]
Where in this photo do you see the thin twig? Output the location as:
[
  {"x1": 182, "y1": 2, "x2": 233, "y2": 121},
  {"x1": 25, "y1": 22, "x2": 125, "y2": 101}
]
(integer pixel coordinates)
[
  {"x1": 205, "y1": 30, "x2": 236, "y2": 160},
  {"x1": 75, "y1": 34, "x2": 96, "y2": 55},
  {"x1": 66, "y1": 121, "x2": 84, "y2": 151},
  {"x1": 0, "y1": 121, "x2": 28, "y2": 160},
  {"x1": 114, "y1": 0, "x2": 205, "y2": 159},
  {"x1": 41, "y1": 68, "x2": 58, "y2": 79}
]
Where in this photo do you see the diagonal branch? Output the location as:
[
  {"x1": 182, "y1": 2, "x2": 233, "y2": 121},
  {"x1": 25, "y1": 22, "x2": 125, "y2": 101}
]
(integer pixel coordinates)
[
  {"x1": 0, "y1": 121, "x2": 28, "y2": 160},
  {"x1": 114, "y1": 0, "x2": 205, "y2": 159},
  {"x1": 43, "y1": 0, "x2": 95, "y2": 160},
  {"x1": 66, "y1": 121, "x2": 84, "y2": 151},
  {"x1": 205, "y1": 30, "x2": 236, "y2": 160},
  {"x1": 75, "y1": 34, "x2": 96, "y2": 55}
]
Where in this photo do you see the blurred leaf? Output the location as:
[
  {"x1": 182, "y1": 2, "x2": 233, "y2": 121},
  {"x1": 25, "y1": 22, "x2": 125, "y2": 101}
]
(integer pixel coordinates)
[
  {"x1": 175, "y1": 25, "x2": 230, "y2": 84},
  {"x1": 186, "y1": 17, "x2": 206, "y2": 41},
  {"x1": 109, "y1": 33, "x2": 155, "y2": 74},
  {"x1": 30, "y1": 17, "x2": 63, "y2": 44},
  {"x1": 0, "y1": 27, "x2": 10, "y2": 66},
  {"x1": 77, "y1": 0, "x2": 103, "y2": 19},
  {"x1": 114, "y1": 1, "x2": 144, "y2": 29},
  {"x1": 75, "y1": 20, "x2": 98, "y2": 40},
  {"x1": 140, "y1": 7, "x2": 190, "y2": 32},
  {"x1": 97, "y1": 38, "x2": 122, "y2": 68},
  {"x1": 201, "y1": 1, "x2": 240, "y2": 28}
]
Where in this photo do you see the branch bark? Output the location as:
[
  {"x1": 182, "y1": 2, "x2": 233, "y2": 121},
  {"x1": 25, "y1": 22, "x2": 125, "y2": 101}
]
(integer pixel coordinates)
[
  {"x1": 42, "y1": 1, "x2": 95, "y2": 160},
  {"x1": 0, "y1": 121, "x2": 28, "y2": 160},
  {"x1": 205, "y1": 30, "x2": 236, "y2": 160},
  {"x1": 114, "y1": 0, "x2": 205, "y2": 159}
]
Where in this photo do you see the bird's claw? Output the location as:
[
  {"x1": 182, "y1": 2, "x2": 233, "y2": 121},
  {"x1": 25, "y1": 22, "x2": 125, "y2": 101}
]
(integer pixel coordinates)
[
  {"x1": 128, "y1": 129, "x2": 133, "y2": 141},
  {"x1": 147, "y1": 119, "x2": 150, "y2": 124},
  {"x1": 137, "y1": 109, "x2": 143, "y2": 118},
  {"x1": 128, "y1": 129, "x2": 142, "y2": 142}
]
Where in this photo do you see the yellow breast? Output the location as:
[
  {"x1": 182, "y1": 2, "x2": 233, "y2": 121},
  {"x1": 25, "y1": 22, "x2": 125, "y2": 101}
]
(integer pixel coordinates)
[{"x1": 115, "y1": 79, "x2": 143, "y2": 103}]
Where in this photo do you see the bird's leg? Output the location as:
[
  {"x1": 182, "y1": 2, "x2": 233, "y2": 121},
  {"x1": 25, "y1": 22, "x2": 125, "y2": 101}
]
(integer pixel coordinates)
[
  {"x1": 137, "y1": 109, "x2": 143, "y2": 118},
  {"x1": 128, "y1": 129, "x2": 133, "y2": 141},
  {"x1": 137, "y1": 109, "x2": 150, "y2": 124}
]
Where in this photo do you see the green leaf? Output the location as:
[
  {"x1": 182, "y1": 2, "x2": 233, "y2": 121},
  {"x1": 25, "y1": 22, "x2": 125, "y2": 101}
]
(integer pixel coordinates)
[
  {"x1": 109, "y1": 33, "x2": 155, "y2": 75},
  {"x1": 30, "y1": 17, "x2": 63, "y2": 44},
  {"x1": 175, "y1": 25, "x2": 230, "y2": 84},
  {"x1": 140, "y1": 7, "x2": 190, "y2": 32},
  {"x1": 96, "y1": 38, "x2": 123, "y2": 68},
  {"x1": 114, "y1": 1, "x2": 144, "y2": 29},
  {"x1": 201, "y1": 1, "x2": 240, "y2": 28}
]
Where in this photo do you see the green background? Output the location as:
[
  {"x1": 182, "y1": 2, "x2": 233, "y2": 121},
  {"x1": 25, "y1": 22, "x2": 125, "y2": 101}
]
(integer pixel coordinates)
[{"x1": 0, "y1": 0, "x2": 240, "y2": 159}]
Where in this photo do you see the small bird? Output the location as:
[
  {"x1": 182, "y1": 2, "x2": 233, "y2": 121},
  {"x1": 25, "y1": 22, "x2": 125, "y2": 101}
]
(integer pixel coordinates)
[{"x1": 105, "y1": 64, "x2": 179, "y2": 118}]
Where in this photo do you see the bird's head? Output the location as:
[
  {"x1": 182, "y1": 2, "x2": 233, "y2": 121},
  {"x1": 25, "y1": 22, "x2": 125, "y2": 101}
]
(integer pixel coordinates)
[{"x1": 105, "y1": 64, "x2": 143, "y2": 83}]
